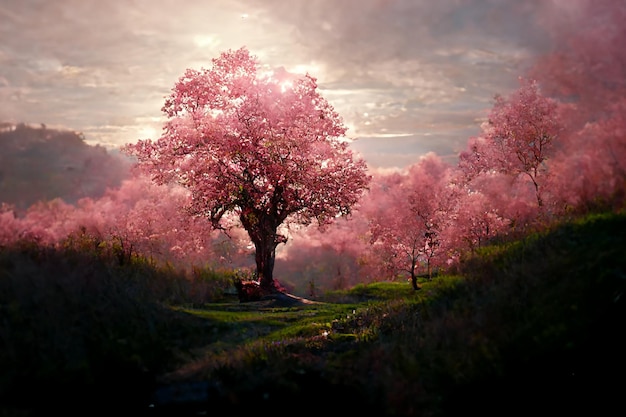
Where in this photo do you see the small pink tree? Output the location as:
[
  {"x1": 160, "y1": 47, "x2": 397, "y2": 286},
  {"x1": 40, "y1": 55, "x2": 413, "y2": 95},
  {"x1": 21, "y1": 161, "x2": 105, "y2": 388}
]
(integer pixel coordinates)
[
  {"x1": 365, "y1": 153, "x2": 456, "y2": 290},
  {"x1": 459, "y1": 78, "x2": 562, "y2": 209},
  {"x1": 365, "y1": 171, "x2": 421, "y2": 285},
  {"x1": 123, "y1": 47, "x2": 370, "y2": 294},
  {"x1": 448, "y1": 189, "x2": 510, "y2": 255},
  {"x1": 405, "y1": 153, "x2": 458, "y2": 281}
]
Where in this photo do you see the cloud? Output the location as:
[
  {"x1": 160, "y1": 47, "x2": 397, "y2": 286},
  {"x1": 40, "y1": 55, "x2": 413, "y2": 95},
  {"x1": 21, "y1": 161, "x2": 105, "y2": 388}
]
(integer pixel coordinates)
[
  {"x1": 240, "y1": 0, "x2": 550, "y2": 167},
  {"x1": 0, "y1": 0, "x2": 557, "y2": 170}
]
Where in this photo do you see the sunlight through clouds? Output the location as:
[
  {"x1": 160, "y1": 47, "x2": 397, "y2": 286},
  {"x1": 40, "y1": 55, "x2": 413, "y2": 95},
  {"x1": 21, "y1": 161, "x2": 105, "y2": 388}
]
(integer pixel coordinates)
[
  {"x1": 0, "y1": 0, "x2": 557, "y2": 169},
  {"x1": 193, "y1": 34, "x2": 221, "y2": 49}
]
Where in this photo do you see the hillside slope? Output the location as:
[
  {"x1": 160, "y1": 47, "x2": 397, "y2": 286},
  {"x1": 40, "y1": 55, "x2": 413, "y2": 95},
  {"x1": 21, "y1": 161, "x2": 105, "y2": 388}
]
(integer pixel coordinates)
[{"x1": 0, "y1": 123, "x2": 132, "y2": 212}]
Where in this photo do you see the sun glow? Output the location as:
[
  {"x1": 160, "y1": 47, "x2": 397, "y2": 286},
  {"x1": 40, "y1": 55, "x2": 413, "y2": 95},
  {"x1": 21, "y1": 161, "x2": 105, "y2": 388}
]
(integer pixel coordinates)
[
  {"x1": 138, "y1": 125, "x2": 158, "y2": 140},
  {"x1": 287, "y1": 63, "x2": 322, "y2": 77},
  {"x1": 193, "y1": 34, "x2": 220, "y2": 49},
  {"x1": 280, "y1": 80, "x2": 293, "y2": 93}
]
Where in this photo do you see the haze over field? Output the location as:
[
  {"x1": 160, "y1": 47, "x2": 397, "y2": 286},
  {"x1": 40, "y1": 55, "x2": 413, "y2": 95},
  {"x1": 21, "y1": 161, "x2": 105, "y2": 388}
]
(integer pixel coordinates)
[{"x1": 0, "y1": 0, "x2": 594, "y2": 170}]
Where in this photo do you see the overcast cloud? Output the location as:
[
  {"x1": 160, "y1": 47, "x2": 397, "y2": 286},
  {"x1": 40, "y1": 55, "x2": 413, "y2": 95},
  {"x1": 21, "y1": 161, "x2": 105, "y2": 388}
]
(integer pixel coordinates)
[{"x1": 0, "y1": 0, "x2": 558, "y2": 169}]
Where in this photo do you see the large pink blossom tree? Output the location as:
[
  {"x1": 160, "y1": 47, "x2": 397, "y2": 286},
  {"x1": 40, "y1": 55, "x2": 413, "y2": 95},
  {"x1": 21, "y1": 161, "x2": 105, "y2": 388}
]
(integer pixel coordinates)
[{"x1": 123, "y1": 47, "x2": 370, "y2": 293}]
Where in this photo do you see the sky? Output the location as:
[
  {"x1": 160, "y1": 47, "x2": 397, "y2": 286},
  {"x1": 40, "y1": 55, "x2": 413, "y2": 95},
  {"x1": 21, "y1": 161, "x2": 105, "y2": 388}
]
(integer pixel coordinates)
[{"x1": 0, "y1": 0, "x2": 563, "y2": 170}]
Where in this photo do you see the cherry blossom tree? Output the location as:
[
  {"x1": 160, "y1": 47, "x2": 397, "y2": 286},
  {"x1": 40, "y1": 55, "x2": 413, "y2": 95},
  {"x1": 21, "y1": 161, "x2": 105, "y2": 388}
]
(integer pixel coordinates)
[
  {"x1": 365, "y1": 171, "x2": 422, "y2": 286},
  {"x1": 0, "y1": 203, "x2": 21, "y2": 246},
  {"x1": 0, "y1": 174, "x2": 238, "y2": 269},
  {"x1": 274, "y1": 215, "x2": 371, "y2": 297},
  {"x1": 123, "y1": 47, "x2": 370, "y2": 293},
  {"x1": 405, "y1": 153, "x2": 458, "y2": 280},
  {"x1": 93, "y1": 176, "x2": 213, "y2": 267},
  {"x1": 530, "y1": 0, "x2": 626, "y2": 129},
  {"x1": 15, "y1": 198, "x2": 79, "y2": 245},
  {"x1": 447, "y1": 190, "x2": 510, "y2": 256},
  {"x1": 459, "y1": 79, "x2": 562, "y2": 209},
  {"x1": 365, "y1": 153, "x2": 457, "y2": 290},
  {"x1": 548, "y1": 98, "x2": 626, "y2": 213},
  {"x1": 525, "y1": 1, "x2": 626, "y2": 216}
]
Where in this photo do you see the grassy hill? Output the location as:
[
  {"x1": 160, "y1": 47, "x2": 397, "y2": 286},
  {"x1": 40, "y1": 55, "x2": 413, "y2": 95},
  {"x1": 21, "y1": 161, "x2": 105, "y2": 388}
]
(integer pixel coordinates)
[{"x1": 0, "y1": 211, "x2": 624, "y2": 416}]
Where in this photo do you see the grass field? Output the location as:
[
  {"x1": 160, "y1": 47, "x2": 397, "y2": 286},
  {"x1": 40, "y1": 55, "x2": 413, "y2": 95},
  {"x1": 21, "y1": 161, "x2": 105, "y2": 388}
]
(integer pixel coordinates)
[{"x1": 1, "y1": 211, "x2": 624, "y2": 416}]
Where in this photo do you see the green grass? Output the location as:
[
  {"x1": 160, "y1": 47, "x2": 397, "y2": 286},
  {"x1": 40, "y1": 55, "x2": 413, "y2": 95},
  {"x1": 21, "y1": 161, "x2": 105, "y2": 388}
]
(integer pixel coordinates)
[{"x1": 1, "y1": 211, "x2": 624, "y2": 416}]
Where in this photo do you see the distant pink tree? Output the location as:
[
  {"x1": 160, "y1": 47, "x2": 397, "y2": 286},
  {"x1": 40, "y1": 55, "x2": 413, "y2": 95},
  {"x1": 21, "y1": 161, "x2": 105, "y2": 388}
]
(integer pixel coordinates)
[
  {"x1": 526, "y1": 1, "x2": 626, "y2": 215},
  {"x1": 548, "y1": 98, "x2": 626, "y2": 212},
  {"x1": 366, "y1": 153, "x2": 457, "y2": 290},
  {"x1": 123, "y1": 47, "x2": 370, "y2": 294},
  {"x1": 83, "y1": 175, "x2": 237, "y2": 269},
  {"x1": 101, "y1": 177, "x2": 201, "y2": 265},
  {"x1": 275, "y1": 215, "x2": 371, "y2": 297},
  {"x1": 0, "y1": 171, "x2": 250, "y2": 271},
  {"x1": 447, "y1": 190, "x2": 510, "y2": 256},
  {"x1": 366, "y1": 173, "x2": 422, "y2": 287},
  {"x1": 404, "y1": 154, "x2": 458, "y2": 282},
  {"x1": 0, "y1": 203, "x2": 21, "y2": 245},
  {"x1": 453, "y1": 170, "x2": 536, "y2": 236},
  {"x1": 459, "y1": 79, "x2": 562, "y2": 209},
  {"x1": 16, "y1": 198, "x2": 79, "y2": 245},
  {"x1": 530, "y1": 0, "x2": 626, "y2": 128}
]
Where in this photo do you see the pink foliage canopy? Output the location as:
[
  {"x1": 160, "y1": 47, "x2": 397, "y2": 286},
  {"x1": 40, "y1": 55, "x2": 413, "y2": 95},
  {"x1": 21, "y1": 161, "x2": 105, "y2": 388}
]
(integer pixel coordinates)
[
  {"x1": 365, "y1": 153, "x2": 457, "y2": 287},
  {"x1": 459, "y1": 79, "x2": 562, "y2": 208},
  {"x1": 123, "y1": 47, "x2": 370, "y2": 288}
]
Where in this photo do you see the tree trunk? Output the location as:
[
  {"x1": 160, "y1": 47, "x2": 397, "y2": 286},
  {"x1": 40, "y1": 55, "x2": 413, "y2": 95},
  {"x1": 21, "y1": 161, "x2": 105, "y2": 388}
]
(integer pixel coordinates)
[
  {"x1": 409, "y1": 257, "x2": 421, "y2": 290},
  {"x1": 254, "y1": 236, "x2": 279, "y2": 292},
  {"x1": 527, "y1": 171, "x2": 543, "y2": 208},
  {"x1": 410, "y1": 272, "x2": 421, "y2": 291},
  {"x1": 239, "y1": 209, "x2": 288, "y2": 295}
]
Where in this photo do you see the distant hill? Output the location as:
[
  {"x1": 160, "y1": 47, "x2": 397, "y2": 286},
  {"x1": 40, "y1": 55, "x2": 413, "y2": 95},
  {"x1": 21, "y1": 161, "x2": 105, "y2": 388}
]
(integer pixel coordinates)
[{"x1": 0, "y1": 122, "x2": 133, "y2": 212}]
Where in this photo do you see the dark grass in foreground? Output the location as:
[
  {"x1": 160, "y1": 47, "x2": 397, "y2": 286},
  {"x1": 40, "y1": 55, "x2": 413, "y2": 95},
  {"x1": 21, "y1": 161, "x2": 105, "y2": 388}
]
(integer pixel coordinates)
[{"x1": 1, "y1": 211, "x2": 624, "y2": 416}]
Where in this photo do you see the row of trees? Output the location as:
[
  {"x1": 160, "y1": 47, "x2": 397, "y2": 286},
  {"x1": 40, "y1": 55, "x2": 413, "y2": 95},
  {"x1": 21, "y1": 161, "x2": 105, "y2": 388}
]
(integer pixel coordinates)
[
  {"x1": 2, "y1": 72, "x2": 623, "y2": 297},
  {"x1": 276, "y1": 0, "x2": 626, "y2": 292},
  {"x1": 277, "y1": 75, "x2": 625, "y2": 293},
  {"x1": 0, "y1": 176, "x2": 252, "y2": 271},
  {"x1": 118, "y1": 49, "x2": 606, "y2": 295}
]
